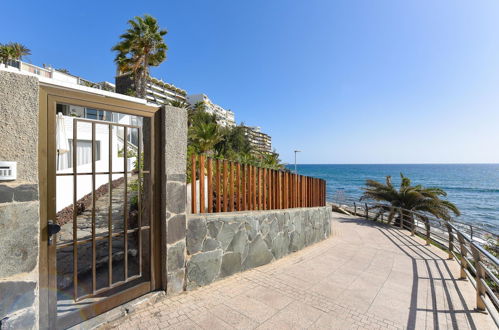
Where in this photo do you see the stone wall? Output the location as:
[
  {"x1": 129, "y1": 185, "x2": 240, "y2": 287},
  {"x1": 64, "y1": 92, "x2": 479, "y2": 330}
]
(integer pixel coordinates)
[
  {"x1": 0, "y1": 71, "x2": 40, "y2": 329},
  {"x1": 161, "y1": 105, "x2": 188, "y2": 295},
  {"x1": 185, "y1": 206, "x2": 332, "y2": 289}
]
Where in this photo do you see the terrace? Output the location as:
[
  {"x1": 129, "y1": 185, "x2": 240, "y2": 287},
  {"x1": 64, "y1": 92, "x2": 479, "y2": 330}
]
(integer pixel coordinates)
[{"x1": 107, "y1": 212, "x2": 496, "y2": 329}]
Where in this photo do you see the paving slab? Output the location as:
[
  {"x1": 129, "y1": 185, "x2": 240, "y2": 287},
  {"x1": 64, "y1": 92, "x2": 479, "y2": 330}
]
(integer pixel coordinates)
[{"x1": 104, "y1": 213, "x2": 496, "y2": 329}]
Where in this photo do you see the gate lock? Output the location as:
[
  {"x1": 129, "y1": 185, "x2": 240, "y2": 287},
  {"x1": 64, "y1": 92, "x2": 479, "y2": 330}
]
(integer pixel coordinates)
[{"x1": 48, "y1": 220, "x2": 61, "y2": 245}]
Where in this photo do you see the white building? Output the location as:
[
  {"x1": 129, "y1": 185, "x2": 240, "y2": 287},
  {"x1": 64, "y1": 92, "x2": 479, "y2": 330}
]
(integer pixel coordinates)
[
  {"x1": 115, "y1": 73, "x2": 187, "y2": 105},
  {"x1": 187, "y1": 94, "x2": 236, "y2": 127},
  {"x1": 242, "y1": 126, "x2": 272, "y2": 154},
  {"x1": 1, "y1": 60, "x2": 115, "y2": 91}
]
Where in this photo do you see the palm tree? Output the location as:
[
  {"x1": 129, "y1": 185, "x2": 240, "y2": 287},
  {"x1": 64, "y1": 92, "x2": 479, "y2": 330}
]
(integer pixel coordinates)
[
  {"x1": 360, "y1": 174, "x2": 460, "y2": 224},
  {"x1": 259, "y1": 152, "x2": 283, "y2": 170},
  {"x1": 189, "y1": 122, "x2": 222, "y2": 154},
  {"x1": 0, "y1": 44, "x2": 12, "y2": 65},
  {"x1": 112, "y1": 15, "x2": 167, "y2": 98},
  {"x1": 8, "y1": 42, "x2": 31, "y2": 61},
  {"x1": 169, "y1": 100, "x2": 189, "y2": 108}
]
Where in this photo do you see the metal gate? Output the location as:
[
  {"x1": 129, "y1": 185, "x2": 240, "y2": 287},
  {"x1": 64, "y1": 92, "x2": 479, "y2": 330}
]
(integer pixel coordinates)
[{"x1": 42, "y1": 88, "x2": 161, "y2": 329}]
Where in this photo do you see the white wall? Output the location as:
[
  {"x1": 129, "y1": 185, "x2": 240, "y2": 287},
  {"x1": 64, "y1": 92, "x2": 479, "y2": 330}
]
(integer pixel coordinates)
[
  {"x1": 56, "y1": 116, "x2": 136, "y2": 211},
  {"x1": 51, "y1": 70, "x2": 78, "y2": 84}
]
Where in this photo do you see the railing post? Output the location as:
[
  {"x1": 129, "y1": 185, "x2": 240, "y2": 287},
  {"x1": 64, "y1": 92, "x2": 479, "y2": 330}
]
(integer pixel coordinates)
[
  {"x1": 470, "y1": 244, "x2": 487, "y2": 311},
  {"x1": 410, "y1": 212, "x2": 415, "y2": 236},
  {"x1": 446, "y1": 223, "x2": 454, "y2": 259},
  {"x1": 457, "y1": 233, "x2": 467, "y2": 280},
  {"x1": 399, "y1": 208, "x2": 403, "y2": 229},
  {"x1": 425, "y1": 217, "x2": 431, "y2": 245},
  {"x1": 354, "y1": 202, "x2": 357, "y2": 215},
  {"x1": 380, "y1": 210, "x2": 384, "y2": 222},
  {"x1": 364, "y1": 203, "x2": 368, "y2": 219}
]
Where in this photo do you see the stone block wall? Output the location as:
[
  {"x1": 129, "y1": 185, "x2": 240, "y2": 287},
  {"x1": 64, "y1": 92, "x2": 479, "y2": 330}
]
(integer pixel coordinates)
[
  {"x1": 161, "y1": 105, "x2": 188, "y2": 295},
  {"x1": 0, "y1": 71, "x2": 40, "y2": 328},
  {"x1": 185, "y1": 206, "x2": 332, "y2": 289}
]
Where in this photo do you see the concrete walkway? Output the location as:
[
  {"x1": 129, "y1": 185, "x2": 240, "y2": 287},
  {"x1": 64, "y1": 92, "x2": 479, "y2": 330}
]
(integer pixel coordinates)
[{"x1": 106, "y1": 213, "x2": 495, "y2": 329}]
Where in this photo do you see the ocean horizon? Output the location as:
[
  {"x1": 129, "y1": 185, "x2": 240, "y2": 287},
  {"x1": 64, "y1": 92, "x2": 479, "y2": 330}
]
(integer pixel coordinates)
[{"x1": 289, "y1": 163, "x2": 499, "y2": 233}]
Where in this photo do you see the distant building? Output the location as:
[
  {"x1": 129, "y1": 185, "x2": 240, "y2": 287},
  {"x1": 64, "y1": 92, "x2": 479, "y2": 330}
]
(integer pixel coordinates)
[
  {"x1": 187, "y1": 94, "x2": 235, "y2": 127},
  {"x1": 0, "y1": 60, "x2": 114, "y2": 91},
  {"x1": 242, "y1": 126, "x2": 272, "y2": 154},
  {"x1": 115, "y1": 73, "x2": 187, "y2": 105}
]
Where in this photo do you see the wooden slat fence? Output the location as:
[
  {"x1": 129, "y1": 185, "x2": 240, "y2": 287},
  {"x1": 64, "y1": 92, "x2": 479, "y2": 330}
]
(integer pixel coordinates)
[{"x1": 190, "y1": 155, "x2": 327, "y2": 214}]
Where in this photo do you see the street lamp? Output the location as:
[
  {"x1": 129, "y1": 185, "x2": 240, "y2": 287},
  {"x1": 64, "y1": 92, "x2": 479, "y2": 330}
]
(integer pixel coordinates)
[{"x1": 294, "y1": 150, "x2": 301, "y2": 174}]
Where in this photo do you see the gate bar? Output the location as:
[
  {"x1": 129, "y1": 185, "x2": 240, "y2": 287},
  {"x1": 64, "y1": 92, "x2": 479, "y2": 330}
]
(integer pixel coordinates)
[
  {"x1": 91, "y1": 122, "x2": 97, "y2": 294},
  {"x1": 137, "y1": 127, "x2": 143, "y2": 276},
  {"x1": 108, "y1": 125, "x2": 113, "y2": 286},
  {"x1": 123, "y1": 126, "x2": 129, "y2": 281},
  {"x1": 72, "y1": 120, "x2": 78, "y2": 301}
]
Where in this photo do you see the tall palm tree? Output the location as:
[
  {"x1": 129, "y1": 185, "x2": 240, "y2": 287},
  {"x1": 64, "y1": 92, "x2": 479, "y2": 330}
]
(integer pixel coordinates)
[
  {"x1": 189, "y1": 122, "x2": 222, "y2": 154},
  {"x1": 112, "y1": 15, "x2": 167, "y2": 98},
  {"x1": 360, "y1": 174, "x2": 460, "y2": 223}
]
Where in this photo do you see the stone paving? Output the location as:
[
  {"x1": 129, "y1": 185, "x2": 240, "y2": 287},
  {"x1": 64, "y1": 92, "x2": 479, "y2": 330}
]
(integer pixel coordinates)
[{"x1": 105, "y1": 213, "x2": 495, "y2": 329}]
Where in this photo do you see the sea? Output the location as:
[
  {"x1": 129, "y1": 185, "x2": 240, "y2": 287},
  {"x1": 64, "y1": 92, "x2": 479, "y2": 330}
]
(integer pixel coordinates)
[{"x1": 291, "y1": 164, "x2": 499, "y2": 233}]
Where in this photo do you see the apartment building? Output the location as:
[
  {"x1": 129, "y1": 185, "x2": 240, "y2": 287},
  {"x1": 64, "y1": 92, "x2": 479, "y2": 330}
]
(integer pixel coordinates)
[
  {"x1": 242, "y1": 126, "x2": 272, "y2": 154},
  {"x1": 115, "y1": 73, "x2": 187, "y2": 105},
  {"x1": 187, "y1": 93, "x2": 236, "y2": 127}
]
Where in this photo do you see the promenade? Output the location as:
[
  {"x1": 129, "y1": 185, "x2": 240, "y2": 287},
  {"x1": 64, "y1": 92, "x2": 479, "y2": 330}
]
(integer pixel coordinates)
[{"x1": 106, "y1": 213, "x2": 495, "y2": 329}]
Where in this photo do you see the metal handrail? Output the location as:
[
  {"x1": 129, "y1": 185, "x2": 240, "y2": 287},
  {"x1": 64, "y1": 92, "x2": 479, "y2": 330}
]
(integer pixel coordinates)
[{"x1": 328, "y1": 198, "x2": 499, "y2": 325}]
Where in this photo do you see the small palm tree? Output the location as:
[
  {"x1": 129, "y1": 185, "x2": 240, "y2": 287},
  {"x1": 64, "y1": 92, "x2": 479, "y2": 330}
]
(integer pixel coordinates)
[
  {"x1": 169, "y1": 100, "x2": 189, "y2": 108},
  {"x1": 112, "y1": 15, "x2": 167, "y2": 98},
  {"x1": 9, "y1": 42, "x2": 31, "y2": 61},
  {"x1": 259, "y1": 151, "x2": 283, "y2": 170},
  {"x1": 0, "y1": 44, "x2": 12, "y2": 65},
  {"x1": 189, "y1": 122, "x2": 222, "y2": 154},
  {"x1": 361, "y1": 174, "x2": 460, "y2": 224}
]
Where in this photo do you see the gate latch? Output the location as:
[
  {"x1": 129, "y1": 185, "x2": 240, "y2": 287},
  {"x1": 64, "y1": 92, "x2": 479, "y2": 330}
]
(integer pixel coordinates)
[{"x1": 48, "y1": 220, "x2": 61, "y2": 245}]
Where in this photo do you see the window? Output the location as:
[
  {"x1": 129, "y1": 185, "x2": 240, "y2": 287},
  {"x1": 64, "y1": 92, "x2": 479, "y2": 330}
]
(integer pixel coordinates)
[{"x1": 85, "y1": 108, "x2": 111, "y2": 121}]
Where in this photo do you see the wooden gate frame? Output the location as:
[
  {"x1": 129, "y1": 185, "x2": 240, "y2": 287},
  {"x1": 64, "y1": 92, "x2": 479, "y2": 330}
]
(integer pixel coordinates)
[{"x1": 38, "y1": 85, "x2": 162, "y2": 329}]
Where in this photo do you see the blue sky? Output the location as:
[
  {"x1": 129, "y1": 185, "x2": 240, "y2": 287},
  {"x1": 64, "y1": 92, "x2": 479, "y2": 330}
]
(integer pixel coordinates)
[{"x1": 2, "y1": 1, "x2": 499, "y2": 164}]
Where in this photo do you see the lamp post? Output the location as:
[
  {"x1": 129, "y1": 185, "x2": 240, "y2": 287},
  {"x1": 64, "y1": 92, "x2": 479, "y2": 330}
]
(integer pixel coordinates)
[{"x1": 294, "y1": 150, "x2": 301, "y2": 174}]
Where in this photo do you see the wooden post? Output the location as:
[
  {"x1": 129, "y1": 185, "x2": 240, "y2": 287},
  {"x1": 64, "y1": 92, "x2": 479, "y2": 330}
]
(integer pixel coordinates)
[
  {"x1": 229, "y1": 162, "x2": 234, "y2": 212},
  {"x1": 191, "y1": 154, "x2": 197, "y2": 214},
  {"x1": 273, "y1": 170, "x2": 279, "y2": 210},
  {"x1": 216, "y1": 159, "x2": 221, "y2": 212},
  {"x1": 199, "y1": 155, "x2": 205, "y2": 213},
  {"x1": 207, "y1": 158, "x2": 213, "y2": 213},
  {"x1": 257, "y1": 167, "x2": 262, "y2": 210},
  {"x1": 263, "y1": 168, "x2": 267, "y2": 210},
  {"x1": 236, "y1": 163, "x2": 241, "y2": 211},
  {"x1": 242, "y1": 164, "x2": 247, "y2": 211},
  {"x1": 223, "y1": 160, "x2": 228, "y2": 212},
  {"x1": 470, "y1": 244, "x2": 487, "y2": 311},
  {"x1": 251, "y1": 165, "x2": 257, "y2": 210},
  {"x1": 457, "y1": 233, "x2": 468, "y2": 279},
  {"x1": 283, "y1": 172, "x2": 288, "y2": 209},
  {"x1": 446, "y1": 223, "x2": 453, "y2": 259},
  {"x1": 249, "y1": 165, "x2": 253, "y2": 210}
]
